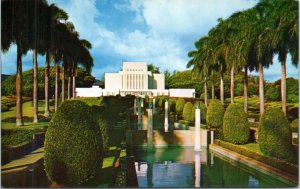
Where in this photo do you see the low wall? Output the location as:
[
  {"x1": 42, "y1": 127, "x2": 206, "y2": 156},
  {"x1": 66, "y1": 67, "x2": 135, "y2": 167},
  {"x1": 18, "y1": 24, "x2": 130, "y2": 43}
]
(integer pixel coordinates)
[
  {"x1": 2, "y1": 132, "x2": 45, "y2": 165},
  {"x1": 169, "y1": 89, "x2": 195, "y2": 98},
  {"x1": 126, "y1": 129, "x2": 208, "y2": 147},
  {"x1": 76, "y1": 86, "x2": 102, "y2": 97}
]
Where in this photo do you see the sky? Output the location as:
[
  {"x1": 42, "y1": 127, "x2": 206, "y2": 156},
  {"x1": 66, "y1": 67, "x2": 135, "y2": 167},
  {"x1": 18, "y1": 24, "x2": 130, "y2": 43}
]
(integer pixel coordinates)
[{"x1": 1, "y1": 0, "x2": 298, "y2": 81}]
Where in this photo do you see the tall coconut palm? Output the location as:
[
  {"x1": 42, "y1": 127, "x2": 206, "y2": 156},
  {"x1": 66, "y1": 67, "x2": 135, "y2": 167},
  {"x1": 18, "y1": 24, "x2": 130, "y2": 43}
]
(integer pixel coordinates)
[
  {"x1": 187, "y1": 37, "x2": 216, "y2": 106},
  {"x1": 268, "y1": 0, "x2": 299, "y2": 115},
  {"x1": 2, "y1": 0, "x2": 32, "y2": 126},
  {"x1": 44, "y1": 4, "x2": 68, "y2": 116},
  {"x1": 29, "y1": 0, "x2": 49, "y2": 123}
]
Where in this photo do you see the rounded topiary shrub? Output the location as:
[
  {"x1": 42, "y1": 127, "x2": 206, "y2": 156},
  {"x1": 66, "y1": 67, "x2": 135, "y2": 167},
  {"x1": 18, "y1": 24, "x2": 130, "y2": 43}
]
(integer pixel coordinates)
[
  {"x1": 176, "y1": 98, "x2": 186, "y2": 114},
  {"x1": 223, "y1": 103, "x2": 249, "y2": 144},
  {"x1": 206, "y1": 100, "x2": 224, "y2": 128},
  {"x1": 200, "y1": 93, "x2": 210, "y2": 101},
  {"x1": 157, "y1": 96, "x2": 165, "y2": 108},
  {"x1": 258, "y1": 107, "x2": 292, "y2": 159},
  {"x1": 44, "y1": 100, "x2": 103, "y2": 186},
  {"x1": 168, "y1": 99, "x2": 176, "y2": 112},
  {"x1": 183, "y1": 102, "x2": 194, "y2": 122}
]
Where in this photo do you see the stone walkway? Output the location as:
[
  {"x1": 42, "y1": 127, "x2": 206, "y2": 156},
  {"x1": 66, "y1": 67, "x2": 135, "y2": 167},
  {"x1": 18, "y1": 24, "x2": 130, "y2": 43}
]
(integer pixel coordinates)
[{"x1": 2, "y1": 147, "x2": 44, "y2": 174}]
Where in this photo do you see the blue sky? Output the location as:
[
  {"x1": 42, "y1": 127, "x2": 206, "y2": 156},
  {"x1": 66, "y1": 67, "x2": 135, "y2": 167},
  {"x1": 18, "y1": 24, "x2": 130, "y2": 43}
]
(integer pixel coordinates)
[{"x1": 1, "y1": 0, "x2": 298, "y2": 81}]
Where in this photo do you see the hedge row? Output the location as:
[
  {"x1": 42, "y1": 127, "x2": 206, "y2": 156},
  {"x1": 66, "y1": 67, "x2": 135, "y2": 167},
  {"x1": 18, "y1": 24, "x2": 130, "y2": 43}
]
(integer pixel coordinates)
[{"x1": 215, "y1": 140, "x2": 298, "y2": 176}]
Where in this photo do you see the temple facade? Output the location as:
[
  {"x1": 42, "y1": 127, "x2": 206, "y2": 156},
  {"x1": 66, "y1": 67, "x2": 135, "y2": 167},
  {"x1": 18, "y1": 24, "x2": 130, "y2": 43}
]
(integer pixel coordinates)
[{"x1": 76, "y1": 62, "x2": 195, "y2": 98}]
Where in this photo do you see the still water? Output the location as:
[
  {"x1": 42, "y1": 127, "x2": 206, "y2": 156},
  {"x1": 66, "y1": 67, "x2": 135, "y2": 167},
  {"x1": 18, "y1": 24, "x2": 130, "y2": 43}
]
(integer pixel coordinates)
[
  {"x1": 2, "y1": 147, "x2": 296, "y2": 188},
  {"x1": 134, "y1": 147, "x2": 294, "y2": 188}
]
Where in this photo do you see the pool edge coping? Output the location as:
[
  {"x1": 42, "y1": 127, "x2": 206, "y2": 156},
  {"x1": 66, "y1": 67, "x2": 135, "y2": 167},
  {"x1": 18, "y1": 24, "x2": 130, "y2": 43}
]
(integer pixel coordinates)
[{"x1": 209, "y1": 144, "x2": 299, "y2": 186}]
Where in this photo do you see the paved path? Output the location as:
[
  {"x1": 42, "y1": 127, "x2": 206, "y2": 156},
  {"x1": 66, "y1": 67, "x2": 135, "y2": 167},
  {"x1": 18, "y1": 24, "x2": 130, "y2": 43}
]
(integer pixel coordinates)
[{"x1": 2, "y1": 147, "x2": 44, "y2": 174}]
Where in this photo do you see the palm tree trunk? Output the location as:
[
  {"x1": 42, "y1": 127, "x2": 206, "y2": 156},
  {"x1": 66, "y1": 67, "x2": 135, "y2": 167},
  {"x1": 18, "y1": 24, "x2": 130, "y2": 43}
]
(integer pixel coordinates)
[
  {"x1": 33, "y1": 50, "x2": 38, "y2": 123},
  {"x1": 259, "y1": 63, "x2": 265, "y2": 116},
  {"x1": 44, "y1": 52, "x2": 50, "y2": 117},
  {"x1": 230, "y1": 64, "x2": 234, "y2": 104},
  {"x1": 281, "y1": 60, "x2": 287, "y2": 115},
  {"x1": 61, "y1": 64, "x2": 65, "y2": 102},
  {"x1": 220, "y1": 70, "x2": 224, "y2": 105},
  {"x1": 54, "y1": 60, "x2": 59, "y2": 112},
  {"x1": 244, "y1": 66, "x2": 248, "y2": 113},
  {"x1": 16, "y1": 47, "x2": 24, "y2": 126},
  {"x1": 211, "y1": 70, "x2": 215, "y2": 99},
  {"x1": 204, "y1": 77, "x2": 207, "y2": 107},
  {"x1": 67, "y1": 76, "x2": 71, "y2": 99}
]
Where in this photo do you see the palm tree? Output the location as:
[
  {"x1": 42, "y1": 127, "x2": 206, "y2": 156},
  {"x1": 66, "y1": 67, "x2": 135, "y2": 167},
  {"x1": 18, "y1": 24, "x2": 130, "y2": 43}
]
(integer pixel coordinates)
[
  {"x1": 29, "y1": 0, "x2": 49, "y2": 123},
  {"x1": 2, "y1": 0, "x2": 32, "y2": 126},
  {"x1": 187, "y1": 37, "x2": 216, "y2": 106},
  {"x1": 268, "y1": 0, "x2": 298, "y2": 115},
  {"x1": 44, "y1": 4, "x2": 68, "y2": 116}
]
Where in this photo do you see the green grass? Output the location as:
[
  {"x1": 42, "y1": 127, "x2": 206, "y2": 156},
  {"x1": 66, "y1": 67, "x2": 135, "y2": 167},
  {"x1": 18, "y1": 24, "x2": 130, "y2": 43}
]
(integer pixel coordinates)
[
  {"x1": 76, "y1": 97, "x2": 103, "y2": 106},
  {"x1": 1, "y1": 122, "x2": 48, "y2": 131},
  {"x1": 2, "y1": 100, "x2": 54, "y2": 120},
  {"x1": 102, "y1": 156, "x2": 115, "y2": 168},
  {"x1": 224, "y1": 96, "x2": 298, "y2": 121}
]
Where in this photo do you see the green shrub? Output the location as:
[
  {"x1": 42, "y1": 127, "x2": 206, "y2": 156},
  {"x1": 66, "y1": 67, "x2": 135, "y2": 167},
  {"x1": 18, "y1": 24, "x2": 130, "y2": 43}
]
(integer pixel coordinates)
[
  {"x1": 206, "y1": 100, "x2": 224, "y2": 128},
  {"x1": 2, "y1": 130, "x2": 36, "y2": 147},
  {"x1": 90, "y1": 105, "x2": 109, "y2": 152},
  {"x1": 77, "y1": 97, "x2": 102, "y2": 106},
  {"x1": 258, "y1": 107, "x2": 292, "y2": 159},
  {"x1": 223, "y1": 103, "x2": 249, "y2": 144},
  {"x1": 44, "y1": 100, "x2": 103, "y2": 186},
  {"x1": 168, "y1": 99, "x2": 176, "y2": 112},
  {"x1": 1, "y1": 103, "x2": 9, "y2": 112},
  {"x1": 290, "y1": 119, "x2": 298, "y2": 131},
  {"x1": 287, "y1": 94, "x2": 298, "y2": 103},
  {"x1": 157, "y1": 96, "x2": 165, "y2": 108},
  {"x1": 176, "y1": 98, "x2": 186, "y2": 114},
  {"x1": 183, "y1": 102, "x2": 194, "y2": 122},
  {"x1": 200, "y1": 93, "x2": 210, "y2": 101},
  {"x1": 265, "y1": 86, "x2": 280, "y2": 101}
]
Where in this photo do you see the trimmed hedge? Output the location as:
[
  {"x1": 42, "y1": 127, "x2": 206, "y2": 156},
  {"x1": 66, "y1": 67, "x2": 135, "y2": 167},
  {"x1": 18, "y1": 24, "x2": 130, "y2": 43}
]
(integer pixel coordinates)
[
  {"x1": 157, "y1": 96, "x2": 166, "y2": 108},
  {"x1": 90, "y1": 105, "x2": 109, "y2": 153},
  {"x1": 215, "y1": 140, "x2": 298, "y2": 176},
  {"x1": 258, "y1": 107, "x2": 292, "y2": 159},
  {"x1": 183, "y1": 102, "x2": 194, "y2": 122},
  {"x1": 200, "y1": 93, "x2": 210, "y2": 100},
  {"x1": 168, "y1": 99, "x2": 176, "y2": 112},
  {"x1": 223, "y1": 104, "x2": 249, "y2": 144},
  {"x1": 44, "y1": 100, "x2": 103, "y2": 186},
  {"x1": 290, "y1": 119, "x2": 298, "y2": 133},
  {"x1": 206, "y1": 100, "x2": 224, "y2": 128},
  {"x1": 176, "y1": 98, "x2": 186, "y2": 114}
]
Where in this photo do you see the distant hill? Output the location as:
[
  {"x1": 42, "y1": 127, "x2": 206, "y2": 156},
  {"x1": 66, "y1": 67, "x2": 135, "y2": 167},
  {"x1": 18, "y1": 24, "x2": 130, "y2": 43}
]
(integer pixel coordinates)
[{"x1": 1, "y1": 74, "x2": 12, "y2": 82}]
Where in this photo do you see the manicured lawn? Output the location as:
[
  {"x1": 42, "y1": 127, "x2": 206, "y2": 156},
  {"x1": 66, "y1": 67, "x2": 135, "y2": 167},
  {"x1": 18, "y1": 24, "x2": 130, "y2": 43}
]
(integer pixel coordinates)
[
  {"x1": 224, "y1": 96, "x2": 298, "y2": 121},
  {"x1": 2, "y1": 122, "x2": 49, "y2": 131},
  {"x1": 2, "y1": 100, "x2": 54, "y2": 120}
]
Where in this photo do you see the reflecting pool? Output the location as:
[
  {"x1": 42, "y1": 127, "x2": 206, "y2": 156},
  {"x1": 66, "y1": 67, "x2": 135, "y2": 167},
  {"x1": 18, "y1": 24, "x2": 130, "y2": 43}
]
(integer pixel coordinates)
[{"x1": 134, "y1": 147, "x2": 294, "y2": 188}]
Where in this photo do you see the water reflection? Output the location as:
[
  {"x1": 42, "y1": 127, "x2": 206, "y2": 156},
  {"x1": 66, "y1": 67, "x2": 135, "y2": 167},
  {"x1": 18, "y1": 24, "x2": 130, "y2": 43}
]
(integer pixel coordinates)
[
  {"x1": 194, "y1": 152, "x2": 201, "y2": 187},
  {"x1": 134, "y1": 147, "x2": 293, "y2": 188}
]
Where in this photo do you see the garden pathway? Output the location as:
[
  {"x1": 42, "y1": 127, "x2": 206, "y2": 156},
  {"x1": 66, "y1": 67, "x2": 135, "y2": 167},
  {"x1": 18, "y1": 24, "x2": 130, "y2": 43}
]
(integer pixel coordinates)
[{"x1": 2, "y1": 147, "x2": 44, "y2": 174}]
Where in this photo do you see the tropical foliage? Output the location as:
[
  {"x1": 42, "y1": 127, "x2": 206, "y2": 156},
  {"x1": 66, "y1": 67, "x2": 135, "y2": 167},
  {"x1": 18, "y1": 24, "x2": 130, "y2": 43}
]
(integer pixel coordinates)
[
  {"x1": 187, "y1": 0, "x2": 298, "y2": 117},
  {"x1": 2, "y1": 0, "x2": 93, "y2": 125}
]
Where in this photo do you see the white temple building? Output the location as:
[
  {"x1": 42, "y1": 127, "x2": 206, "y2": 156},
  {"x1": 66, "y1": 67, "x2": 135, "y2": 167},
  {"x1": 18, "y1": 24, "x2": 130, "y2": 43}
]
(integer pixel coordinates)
[{"x1": 76, "y1": 62, "x2": 195, "y2": 98}]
